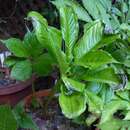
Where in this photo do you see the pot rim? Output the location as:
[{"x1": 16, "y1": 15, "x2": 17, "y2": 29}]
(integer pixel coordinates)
[{"x1": 0, "y1": 77, "x2": 35, "y2": 95}]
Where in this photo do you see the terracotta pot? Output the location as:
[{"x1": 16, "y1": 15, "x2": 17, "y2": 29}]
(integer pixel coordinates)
[{"x1": 0, "y1": 77, "x2": 35, "y2": 106}]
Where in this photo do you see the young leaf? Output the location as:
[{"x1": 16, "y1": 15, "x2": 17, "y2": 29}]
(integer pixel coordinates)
[
  {"x1": 11, "y1": 60, "x2": 32, "y2": 81},
  {"x1": 60, "y1": 6, "x2": 79, "y2": 61},
  {"x1": 59, "y1": 86, "x2": 87, "y2": 119},
  {"x1": 81, "y1": 67, "x2": 120, "y2": 85},
  {"x1": 0, "y1": 105, "x2": 18, "y2": 130},
  {"x1": 1, "y1": 38, "x2": 29, "y2": 58},
  {"x1": 75, "y1": 50, "x2": 117, "y2": 69},
  {"x1": 74, "y1": 20, "x2": 103, "y2": 59},
  {"x1": 62, "y1": 76, "x2": 85, "y2": 92}
]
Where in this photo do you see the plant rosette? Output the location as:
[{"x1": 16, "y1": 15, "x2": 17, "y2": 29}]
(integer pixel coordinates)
[{"x1": 26, "y1": 3, "x2": 130, "y2": 129}]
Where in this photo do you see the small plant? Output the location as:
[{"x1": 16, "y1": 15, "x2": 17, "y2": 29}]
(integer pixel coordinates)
[
  {"x1": 1, "y1": 31, "x2": 54, "y2": 81},
  {"x1": 27, "y1": 3, "x2": 130, "y2": 129},
  {"x1": 0, "y1": 104, "x2": 39, "y2": 130}
]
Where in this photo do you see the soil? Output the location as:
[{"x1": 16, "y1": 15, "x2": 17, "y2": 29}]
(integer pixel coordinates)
[
  {"x1": 0, "y1": 73, "x2": 16, "y2": 87},
  {"x1": 21, "y1": 99, "x2": 89, "y2": 130}
]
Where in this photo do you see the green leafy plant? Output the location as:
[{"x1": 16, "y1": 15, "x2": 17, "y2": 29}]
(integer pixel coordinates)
[
  {"x1": 1, "y1": 31, "x2": 54, "y2": 81},
  {"x1": 52, "y1": 0, "x2": 130, "y2": 35},
  {"x1": 26, "y1": 4, "x2": 130, "y2": 129},
  {"x1": 0, "y1": 104, "x2": 38, "y2": 130}
]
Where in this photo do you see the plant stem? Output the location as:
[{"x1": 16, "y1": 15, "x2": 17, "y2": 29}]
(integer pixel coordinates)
[
  {"x1": 43, "y1": 79, "x2": 61, "y2": 115},
  {"x1": 31, "y1": 76, "x2": 37, "y2": 100}
]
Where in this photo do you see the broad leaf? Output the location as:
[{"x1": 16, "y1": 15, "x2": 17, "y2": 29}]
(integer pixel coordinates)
[
  {"x1": 59, "y1": 87, "x2": 87, "y2": 119},
  {"x1": 94, "y1": 34, "x2": 120, "y2": 49},
  {"x1": 4, "y1": 56, "x2": 21, "y2": 67},
  {"x1": 28, "y1": 11, "x2": 68, "y2": 74},
  {"x1": 48, "y1": 27, "x2": 68, "y2": 73},
  {"x1": 23, "y1": 31, "x2": 43, "y2": 57},
  {"x1": 52, "y1": 0, "x2": 92, "y2": 22},
  {"x1": 82, "y1": 0, "x2": 111, "y2": 28},
  {"x1": 74, "y1": 20, "x2": 103, "y2": 59},
  {"x1": 86, "y1": 82, "x2": 103, "y2": 94},
  {"x1": 60, "y1": 6, "x2": 79, "y2": 61},
  {"x1": 0, "y1": 105, "x2": 17, "y2": 130},
  {"x1": 75, "y1": 50, "x2": 117, "y2": 69},
  {"x1": 1, "y1": 38, "x2": 29, "y2": 58},
  {"x1": 81, "y1": 67, "x2": 120, "y2": 85},
  {"x1": 33, "y1": 53, "x2": 54, "y2": 76},
  {"x1": 62, "y1": 76, "x2": 85, "y2": 92},
  {"x1": 98, "y1": 85, "x2": 114, "y2": 104},
  {"x1": 116, "y1": 90, "x2": 130, "y2": 101},
  {"x1": 66, "y1": 0, "x2": 92, "y2": 22},
  {"x1": 82, "y1": 0, "x2": 100, "y2": 19},
  {"x1": 13, "y1": 103, "x2": 39, "y2": 130},
  {"x1": 98, "y1": 118, "x2": 130, "y2": 130},
  {"x1": 11, "y1": 60, "x2": 32, "y2": 81},
  {"x1": 85, "y1": 90, "x2": 103, "y2": 114},
  {"x1": 101, "y1": 100, "x2": 130, "y2": 123}
]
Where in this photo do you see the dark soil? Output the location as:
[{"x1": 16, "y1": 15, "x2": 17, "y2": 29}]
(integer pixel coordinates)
[{"x1": 22, "y1": 99, "x2": 88, "y2": 130}]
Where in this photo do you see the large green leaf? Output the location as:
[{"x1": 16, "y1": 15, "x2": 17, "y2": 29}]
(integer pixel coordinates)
[
  {"x1": 62, "y1": 76, "x2": 85, "y2": 92},
  {"x1": 66, "y1": 0, "x2": 92, "y2": 22},
  {"x1": 116, "y1": 90, "x2": 130, "y2": 101},
  {"x1": 0, "y1": 105, "x2": 17, "y2": 130},
  {"x1": 33, "y1": 53, "x2": 54, "y2": 76},
  {"x1": 48, "y1": 27, "x2": 68, "y2": 73},
  {"x1": 82, "y1": 0, "x2": 100, "y2": 19},
  {"x1": 60, "y1": 6, "x2": 79, "y2": 61},
  {"x1": 13, "y1": 103, "x2": 39, "y2": 130},
  {"x1": 74, "y1": 20, "x2": 103, "y2": 59},
  {"x1": 27, "y1": 11, "x2": 50, "y2": 49},
  {"x1": 85, "y1": 90, "x2": 103, "y2": 114},
  {"x1": 23, "y1": 31, "x2": 43, "y2": 57},
  {"x1": 101, "y1": 100, "x2": 130, "y2": 123},
  {"x1": 94, "y1": 34, "x2": 120, "y2": 49},
  {"x1": 81, "y1": 67, "x2": 120, "y2": 85},
  {"x1": 52, "y1": 0, "x2": 92, "y2": 22},
  {"x1": 98, "y1": 118, "x2": 130, "y2": 130},
  {"x1": 82, "y1": 0, "x2": 111, "y2": 28},
  {"x1": 11, "y1": 60, "x2": 32, "y2": 81},
  {"x1": 4, "y1": 56, "x2": 22, "y2": 67},
  {"x1": 1, "y1": 38, "x2": 29, "y2": 58},
  {"x1": 28, "y1": 11, "x2": 68, "y2": 74},
  {"x1": 98, "y1": 85, "x2": 114, "y2": 104},
  {"x1": 86, "y1": 82, "x2": 103, "y2": 94},
  {"x1": 75, "y1": 50, "x2": 117, "y2": 69},
  {"x1": 59, "y1": 87, "x2": 87, "y2": 119}
]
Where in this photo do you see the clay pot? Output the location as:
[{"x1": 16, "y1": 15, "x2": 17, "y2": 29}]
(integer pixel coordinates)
[
  {"x1": 0, "y1": 76, "x2": 35, "y2": 106},
  {"x1": 0, "y1": 63, "x2": 38, "y2": 106}
]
